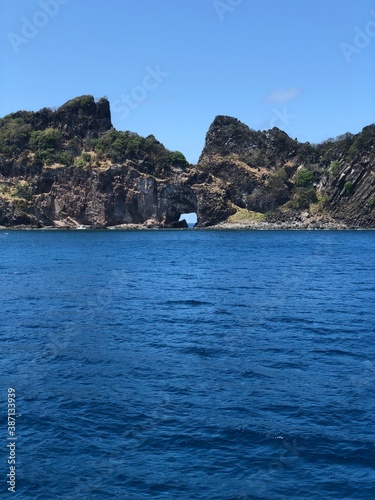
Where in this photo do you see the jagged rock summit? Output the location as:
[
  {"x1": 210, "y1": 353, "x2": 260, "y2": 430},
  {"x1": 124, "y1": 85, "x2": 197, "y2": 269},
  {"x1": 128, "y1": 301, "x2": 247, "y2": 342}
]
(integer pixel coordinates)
[{"x1": 0, "y1": 95, "x2": 374, "y2": 229}]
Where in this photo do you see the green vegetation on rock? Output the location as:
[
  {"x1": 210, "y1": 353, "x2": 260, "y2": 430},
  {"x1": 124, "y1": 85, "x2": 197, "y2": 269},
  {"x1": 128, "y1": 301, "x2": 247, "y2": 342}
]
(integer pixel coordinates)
[
  {"x1": 286, "y1": 187, "x2": 317, "y2": 210},
  {"x1": 295, "y1": 168, "x2": 313, "y2": 187},
  {"x1": 344, "y1": 181, "x2": 353, "y2": 195},
  {"x1": 329, "y1": 160, "x2": 340, "y2": 178},
  {"x1": 228, "y1": 207, "x2": 265, "y2": 223},
  {"x1": 167, "y1": 151, "x2": 189, "y2": 167}
]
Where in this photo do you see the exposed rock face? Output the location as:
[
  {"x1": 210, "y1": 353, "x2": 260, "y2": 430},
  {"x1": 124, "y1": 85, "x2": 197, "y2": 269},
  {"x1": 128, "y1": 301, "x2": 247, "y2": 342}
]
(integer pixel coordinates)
[
  {"x1": 0, "y1": 160, "x2": 229, "y2": 229},
  {"x1": 198, "y1": 115, "x2": 375, "y2": 228},
  {"x1": 54, "y1": 96, "x2": 113, "y2": 139},
  {"x1": 0, "y1": 97, "x2": 374, "y2": 229},
  {"x1": 320, "y1": 158, "x2": 375, "y2": 227},
  {"x1": 198, "y1": 116, "x2": 301, "y2": 212}
]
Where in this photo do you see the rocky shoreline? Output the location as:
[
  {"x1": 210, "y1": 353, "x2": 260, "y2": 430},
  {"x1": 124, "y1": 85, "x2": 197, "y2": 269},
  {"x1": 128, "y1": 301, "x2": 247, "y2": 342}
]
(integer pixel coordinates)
[
  {"x1": 1, "y1": 220, "x2": 368, "y2": 231},
  {"x1": 205, "y1": 221, "x2": 352, "y2": 230}
]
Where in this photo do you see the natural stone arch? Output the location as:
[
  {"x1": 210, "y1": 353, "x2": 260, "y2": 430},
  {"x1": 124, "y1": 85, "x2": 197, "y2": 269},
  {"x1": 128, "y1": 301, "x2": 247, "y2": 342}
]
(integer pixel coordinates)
[
  {"x1": 158, "y1": 185, "x2": 198, "y2": 227},
  {"x1": 179, "y1": 212, "x2": 198, "y2": 227}
]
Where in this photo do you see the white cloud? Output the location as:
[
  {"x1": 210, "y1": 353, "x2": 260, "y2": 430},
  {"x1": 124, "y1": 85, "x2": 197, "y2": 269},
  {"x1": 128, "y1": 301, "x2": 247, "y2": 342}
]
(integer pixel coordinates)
[{"x1": 265, "y1": 88, "x2": 301, "y2": 105}]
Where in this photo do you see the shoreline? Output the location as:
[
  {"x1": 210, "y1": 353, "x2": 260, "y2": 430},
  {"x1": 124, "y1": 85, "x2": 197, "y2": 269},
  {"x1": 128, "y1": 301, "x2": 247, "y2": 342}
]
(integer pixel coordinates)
[{"x1": 1, "y1": 222, "x2": 373, "y2": 231}]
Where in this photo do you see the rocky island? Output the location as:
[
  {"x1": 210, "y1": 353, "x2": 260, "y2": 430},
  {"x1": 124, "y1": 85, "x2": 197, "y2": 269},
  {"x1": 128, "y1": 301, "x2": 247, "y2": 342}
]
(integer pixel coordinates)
[{"x1": 0, "y1": 95, "x2": 374, "y2": 229}]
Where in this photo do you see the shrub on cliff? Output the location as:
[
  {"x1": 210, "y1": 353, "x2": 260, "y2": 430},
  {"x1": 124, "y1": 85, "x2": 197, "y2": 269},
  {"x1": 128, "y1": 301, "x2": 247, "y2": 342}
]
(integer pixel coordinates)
[
  {"x1": 347, "y1": 125, "x2": 375, "y2": 160},
  {"x1": 295, "y1": 168, "x2": 313, "y2": 187},
  {"x1": 58, "y1": 95, "x2": 95, "y2": 112},
  {"x1": 29, "y1": 128, "x2": 62, "y2": 152},
  {"x1": 34, "y1": 149, "x2": 56, "y2": 166},
  {"x1": 0, "y1": 119, "x2": 32, "y2": 157},
  {"x1": 329, "y1": 160, "x2": 340, "y2": 178},
  {"x1": 56, "y1": 151, "x2": 74, "y2": 167},
  {"x1": 166, "y1": 151, "x2": 188, "y2": 167},
  {"x1": 93, "y1": 129, "x2": 170, "y2": 166},
  {"x1": 94, "y1": 130, "x2": 143, "y2": 162},
  {"x1": 14, "y1": 181, "x2": 32, "y2": 201},
  {"x1": 344, "y1": 181, "x2": 353, "y2": 195},
  {"x1": 287, "y1": 187, "x2": 317, "y2": 209},
  {"x1": 74, "y1": 153, "x2": 91, "y2": 168},
  {"x1": 108, "y1": 134, "x2": 128, "y2": 163}
]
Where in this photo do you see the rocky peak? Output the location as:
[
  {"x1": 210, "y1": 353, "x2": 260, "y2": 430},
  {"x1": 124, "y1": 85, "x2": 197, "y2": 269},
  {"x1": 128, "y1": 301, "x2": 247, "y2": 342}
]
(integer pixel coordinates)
[
  {"x1": 199, "y1": 115, "x2": 300, "y2": 169},
  {"x1": 199, "y1": 115, "x2": 261, "y2": 161},
  {"x1": 4, "y1": 95, "x2": 113, "y2": 141},
  {"x1": 54, "y1": 95, "x2": 112, "y2": 139}
]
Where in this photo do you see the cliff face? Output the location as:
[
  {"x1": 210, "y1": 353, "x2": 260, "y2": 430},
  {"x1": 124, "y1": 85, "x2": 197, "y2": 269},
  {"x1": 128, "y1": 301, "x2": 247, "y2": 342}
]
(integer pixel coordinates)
[
  {"x1": 0, "y1": 96, "x2": 234, "y2": 228},
  {"x1": 317, "y1": 128, "x2": 375, "y2": 227},
  {"x1": 199, "y1": 116, "x2": 375, "y2": 228},
  {"x1": 0, "y1": 165, "x2": 234, "y2": 229},
  {"x1": 198, "y1": 116, "x2": 301, "y2": 212},
  {"x1": 0, "y1": 96, "x2": 374, "y2": 229}
]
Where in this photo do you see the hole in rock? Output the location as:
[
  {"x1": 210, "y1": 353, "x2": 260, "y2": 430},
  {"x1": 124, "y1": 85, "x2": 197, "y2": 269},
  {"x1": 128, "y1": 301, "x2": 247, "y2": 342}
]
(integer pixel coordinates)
[{"x1": 179, "y1": 213, "x2": 198, "y2": 228}]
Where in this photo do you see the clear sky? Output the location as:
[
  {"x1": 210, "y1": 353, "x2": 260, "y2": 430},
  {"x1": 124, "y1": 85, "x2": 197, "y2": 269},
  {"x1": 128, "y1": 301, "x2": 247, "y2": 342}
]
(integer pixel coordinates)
[{"x1": 1, "y1": 0, "x2": 374, "y2": 163}]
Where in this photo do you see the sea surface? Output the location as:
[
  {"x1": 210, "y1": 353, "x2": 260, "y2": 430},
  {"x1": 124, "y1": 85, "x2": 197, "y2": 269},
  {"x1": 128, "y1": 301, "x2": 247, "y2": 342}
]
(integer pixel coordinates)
[{"x1": 1, "y1": 230, "x2": 375, "y2": 499}]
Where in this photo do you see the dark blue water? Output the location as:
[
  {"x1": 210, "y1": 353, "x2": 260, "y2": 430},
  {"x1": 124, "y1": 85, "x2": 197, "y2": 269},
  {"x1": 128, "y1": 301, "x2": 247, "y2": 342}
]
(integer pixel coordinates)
[{"x1": 1, "y1": 230, "x2": 375, "y2": 499}]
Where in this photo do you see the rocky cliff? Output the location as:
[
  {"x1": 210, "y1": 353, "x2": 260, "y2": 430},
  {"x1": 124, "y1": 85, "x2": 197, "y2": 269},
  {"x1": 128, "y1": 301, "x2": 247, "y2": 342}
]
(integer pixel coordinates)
[
  {"x1": 199, "y1": 116, "x2": 375, "y2": 228},
  {"x1": 0, "y1": 96, "x2": 374, "y2": 229}
]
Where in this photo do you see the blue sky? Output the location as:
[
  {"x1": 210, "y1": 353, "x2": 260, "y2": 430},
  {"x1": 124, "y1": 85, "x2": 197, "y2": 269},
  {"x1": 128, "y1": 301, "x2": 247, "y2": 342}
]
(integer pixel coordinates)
[{"x1": 1, "y1": 0, "x2": 374, "y2": 163}]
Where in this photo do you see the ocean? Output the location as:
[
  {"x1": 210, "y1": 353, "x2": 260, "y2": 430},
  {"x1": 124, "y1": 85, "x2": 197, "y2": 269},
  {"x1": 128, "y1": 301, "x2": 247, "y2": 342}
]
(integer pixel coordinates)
[{"x1": 1, "y1": 229, "x2": 375, "y2": 499}]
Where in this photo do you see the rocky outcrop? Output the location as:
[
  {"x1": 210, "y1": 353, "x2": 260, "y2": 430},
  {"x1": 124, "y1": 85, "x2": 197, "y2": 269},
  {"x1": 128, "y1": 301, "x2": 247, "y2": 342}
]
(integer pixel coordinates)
[
  {"x1": 198, "y1": 115, "x2": 375, "y2": 228},
  {"x1": 0, "y1": 97, "x2": 374, "y2": 229},
  {"x1": 319, "y1": 158, "x2": 375, "y2": 228},
  {"x1": 19, "y1": 95, "x2": 112, "y2": 139}
]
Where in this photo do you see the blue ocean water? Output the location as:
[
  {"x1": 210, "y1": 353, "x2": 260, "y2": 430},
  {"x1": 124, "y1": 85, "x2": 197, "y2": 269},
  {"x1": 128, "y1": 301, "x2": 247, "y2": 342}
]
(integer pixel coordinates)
[{"x1": 1, "y1": 229, "x2": 375, "y2": 499}]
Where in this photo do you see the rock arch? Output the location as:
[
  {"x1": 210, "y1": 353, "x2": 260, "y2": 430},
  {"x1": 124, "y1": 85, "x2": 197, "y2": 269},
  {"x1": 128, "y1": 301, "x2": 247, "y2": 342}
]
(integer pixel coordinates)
[{"x1": 158, "y1": 185, "x2": 198, "y2": 227}]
